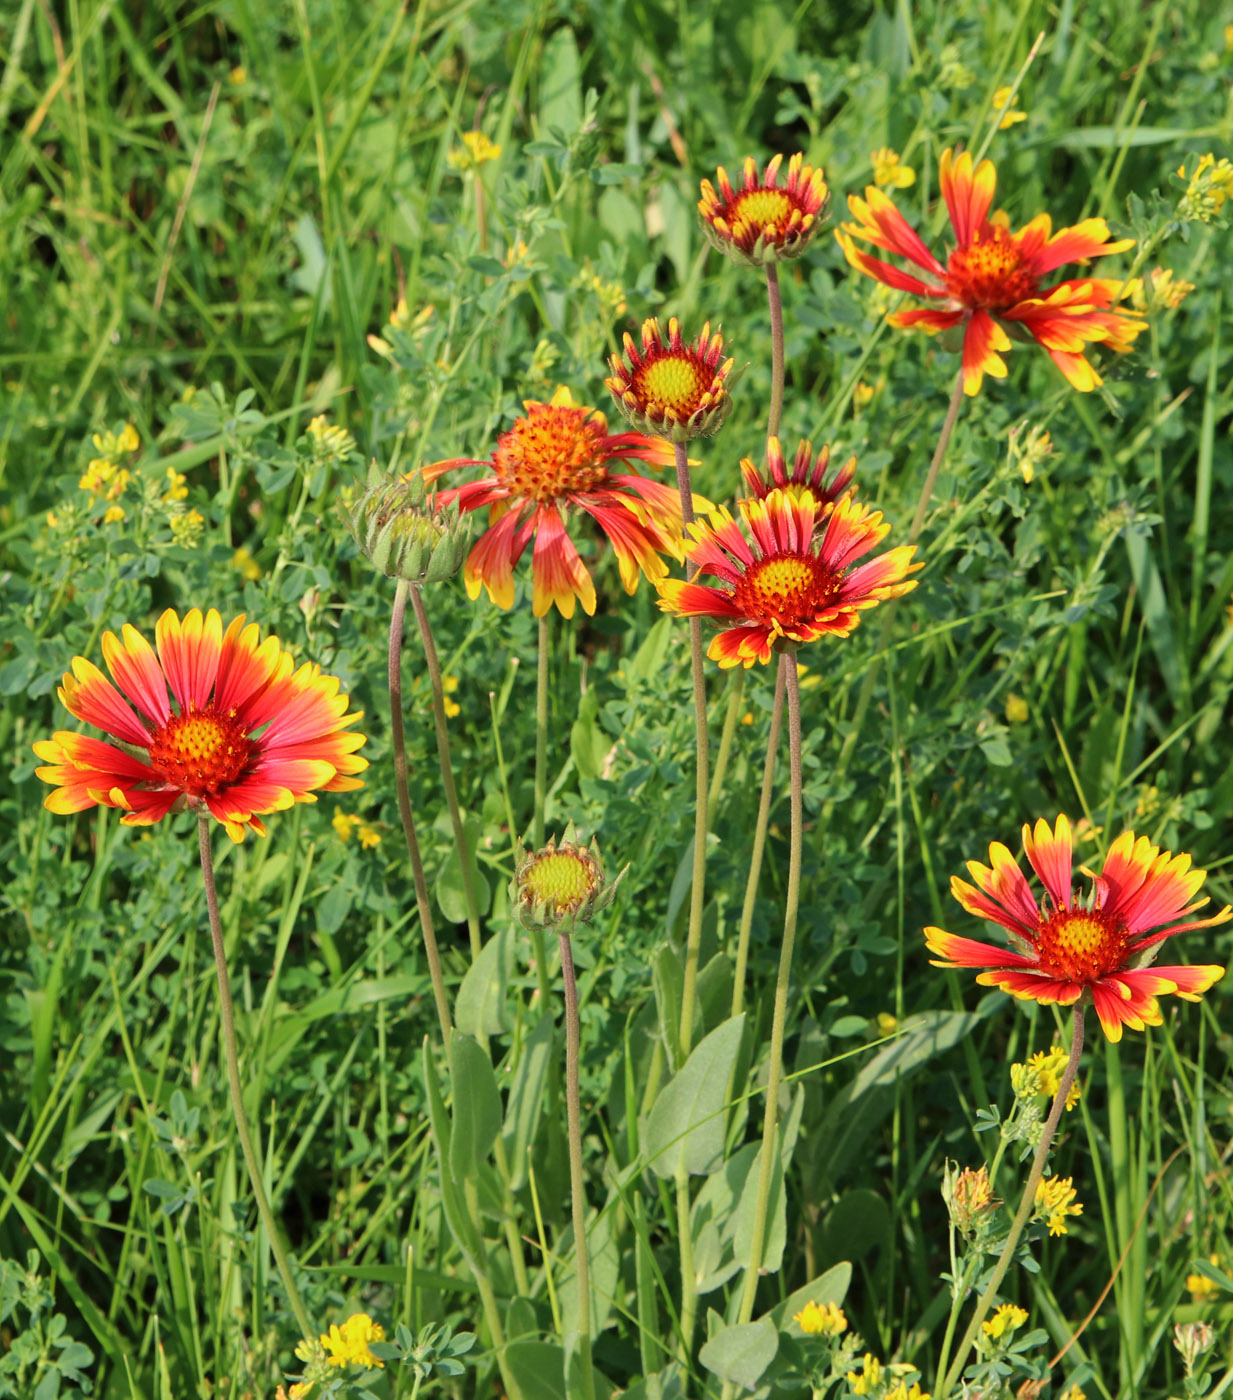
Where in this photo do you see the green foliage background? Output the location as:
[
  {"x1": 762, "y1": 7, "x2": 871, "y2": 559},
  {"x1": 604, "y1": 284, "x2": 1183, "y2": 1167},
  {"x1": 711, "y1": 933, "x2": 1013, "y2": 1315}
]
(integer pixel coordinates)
[{"x1": 1, "y1": 0, "x2": 1232, "y2": 1395}]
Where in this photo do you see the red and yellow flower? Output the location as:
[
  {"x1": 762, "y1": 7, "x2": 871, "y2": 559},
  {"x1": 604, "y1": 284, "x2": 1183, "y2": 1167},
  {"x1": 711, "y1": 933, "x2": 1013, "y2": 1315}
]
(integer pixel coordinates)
[
  {"x1": 925, "y1": 815, "x2": 1229, "y2": 1041},
  {"x1": 837, "y1": 147, "x2": 1146, "y2": 395},
  {"x1": 740, "y1": 435, "x2": 857, "y2": 507},
  {"x1": 427, "y1": 386, "x2": 684, "y2": 618},
  {"x1": 656, "y1": 487, "x2": 919, "y2": 668},
  {"x1": 606, "y1": 318, "x2": 735, "y2": 442},
  {"x1": 34, "y1": 609, "x2": 367, "y2": 842},
  {"x1": 698, "y1": 153, "x2": 829, "y2": 266}
]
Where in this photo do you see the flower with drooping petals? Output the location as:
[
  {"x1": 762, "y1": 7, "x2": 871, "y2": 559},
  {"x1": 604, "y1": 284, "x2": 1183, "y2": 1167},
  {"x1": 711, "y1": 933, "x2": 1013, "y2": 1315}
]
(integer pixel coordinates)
[
  {"x1": 740, "y1": 435, "x2": 857, "y2": 508},
  {"x1": 427, "y1": 386, "x2": 684, "y2": 618},
  {"x1": 698, "y1": 153, "x2": 829, "y2": 266},
  {"x1": 34, "y1": 609, "x2": 367, "y2": 843},
  {"x1": 656, "y1": 488, "x2": 919, "y2": 669},
  {"x1": 925, "y1": 815, "x2": 1229, "y2": 1041},
  {"x1": 606, "y1": 317, "x2": 735, "y2": 442},
  {"x1": 837, "y1": 147, "x2": 1146, "y2": 395}
]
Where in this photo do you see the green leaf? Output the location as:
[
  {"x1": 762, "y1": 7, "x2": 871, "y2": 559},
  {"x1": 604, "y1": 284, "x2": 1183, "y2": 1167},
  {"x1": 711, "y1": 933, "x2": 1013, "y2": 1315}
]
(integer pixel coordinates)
[
  {"x1": 421, "y1": 1040, "x2": 480, "y2": 1260},
  {"x1": 645, "y1": 1013, "x2": 744, "y2": 1178},
  {"x1": 698, "y1": 1317, "x2": 778, "y2": 1388},
  {"x1": 456, "y1": 926, "x2": 514, "y2": 1036},
  {"x1": 448, "y1": 1034, "x2": 502, "y2": 1180},
  {"x1": 538, "y1": 28, "x2": 582, "y2": 136},
  {"x1": 435, "y1": 819, "x2": 493, "y2": 924},
  {"x1": 651, "y1": 944, "x2": 683, "y2": 1074},
  {"x1": 571, "y1": 689, "x2": 610, "y2": 781},
  {"x1": 501, "y1": 1012, "x2": 554, "y2": 1189}
]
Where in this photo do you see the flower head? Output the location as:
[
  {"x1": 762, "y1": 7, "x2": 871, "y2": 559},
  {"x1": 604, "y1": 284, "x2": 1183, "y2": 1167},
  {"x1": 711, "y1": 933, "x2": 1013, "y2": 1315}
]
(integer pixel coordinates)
[
  {"x1": 847, "y1": 1355, "x2": 883, "y2": 1395},
  {"x1": 34, "y1": 609, "x2": 367, "y2": 843},
  {"x1": 1177, "y1": 154, "x2": 1233, "y2": 223},
  {"x1": 657, "y1": 488, "x2": 919, "y2": 668},
  {"x1": 349, "y1": 466, "x2": 471, "y2": 586},
  {"x1": 837, "y1": 147, "x2": 1146, "y2": 395},
  {"x1": 942, "y1": 1163, "x2": 999, "y2": 1237},
  {"x1": 1034, "y1": 1175, "x2": 1082, "y2": 1235},
  {"x1": 513, "y1": 826, "x2": 622, "y2": 930},
  {"x1": 606, "y1": 318, "x2": 735, "y2": 442},
  {"x1": 925, "y1": 815, "x2": 1229, "y2": 1040},
  {"x1": 1186, "y1": 1255, "x2": 1221, "y2": 1302},
  {"x1": 982, "y1": 1303, "x2": 1028, "y2": 1340},
  {"x1": 992, "y1": 86, "x2": 1026, "y2": 129},
  {"x1": 740, "y1": 435, "x2": 857, "y2": 507},
  {"x1": 427, "y1": 387, "x2": 682, "y2": 617},
  {"x1": 449, "y1": 130, "x2": 502, "y2": 170},
  {"x1": 698, "y1": 153, "x2": 829, "y2": 266},
  {"x1": 321, "y1": 1313, "x2": 386, "y2": 1368},
  {"x1": 793, "y1": 1299, "x2": 847, "y2": 1336}
]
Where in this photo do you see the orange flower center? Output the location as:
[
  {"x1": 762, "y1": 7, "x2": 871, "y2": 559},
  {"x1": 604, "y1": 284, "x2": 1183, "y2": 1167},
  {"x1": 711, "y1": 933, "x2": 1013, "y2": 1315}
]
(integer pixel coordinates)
[
  {"x1": 1034, "y1": 907, "x2": 1130, "y2": 983},
  {"x1": 732, "y1": 553, "x2": 839, "y2": 629},
  {"x1": 632, "y1": 354, "x2": 708, "y2": 418},
  {"x1": 492, "y1": 405, "x2": 608, "y2": 504},
  {"x1": 946, "y1": 226, "x2": 1038, "y2": 310},
  {"x1": 729, "y1": 188, "x2": 794, "y2": 234},
  {"x1": 148, "y1": 707, "x2": 254, "y2": 797}
]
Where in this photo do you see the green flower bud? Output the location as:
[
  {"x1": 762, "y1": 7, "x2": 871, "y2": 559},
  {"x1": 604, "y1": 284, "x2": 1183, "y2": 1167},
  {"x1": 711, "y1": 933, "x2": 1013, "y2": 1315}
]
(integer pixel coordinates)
[
  {"x1": 512, "y1": 824, "x2": 624, "y2": 931},
  {"x1": 348, "y1": 465, "x2": 470, "y2": 585}
]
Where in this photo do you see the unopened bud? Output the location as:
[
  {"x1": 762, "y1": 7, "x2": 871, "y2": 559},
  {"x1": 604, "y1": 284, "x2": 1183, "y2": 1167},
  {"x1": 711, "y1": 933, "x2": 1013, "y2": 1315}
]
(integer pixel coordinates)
[
  {"x1": 512, "y1": 824, "x2": 623, "y2": 931},
  {"x1": 348, "y1": 465, "x2": 470, "y2": 585}
]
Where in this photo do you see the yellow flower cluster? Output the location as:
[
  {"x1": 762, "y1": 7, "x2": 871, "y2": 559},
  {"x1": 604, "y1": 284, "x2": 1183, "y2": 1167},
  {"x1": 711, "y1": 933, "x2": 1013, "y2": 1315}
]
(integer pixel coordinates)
[
  {"x1": 1177, "y1": 153, "x2": 1233, "y2": 221},
  {"x1": 847, "y1": 1354, "x2": 882, "y2": 1394},
  {"x1": 232, "y1": 546, "x2": 262, "y2": 581},
  {"x1": 78, "y1": 423, "x2": 141, "y2": 521},
  {"x1": 321, "y1": 1312, "x2": 386, "y2": 1368},
  {"x1": 1124, "y1": 267, "x2": 1195, "y2": 313},
  {"x1": 992, "y1": 85, "x2": 1026, "y2": 128},
  {"x1": 333, "y1": 812, "x2": 382, "y2": 848},
  {"x1": 1010, "y1": 1047, "x2": 1080, "y2": 1110},
  {"x1": 982, "y1": 1302, "x2": 1028, "y2": 1340},
  {"x1": 1186, "y1": 1253, "x2": 1221, "y2": 1301},
  {"x1": 1008, "y1": 422, "x2": 1054, "y2": 486},
  {"x1": 169, "y1": 509, "x2": 205, "y2": 547},
  {"x1": 307, "y1": 415, "x2": 358, "y2": 460},
  {"x1": 1034, "y1": 1175, "x2": 1083, "y2": 1236},
  {"x1": 164, "y1": 468, "x2": 189, "y2": 502},
  {"x1": 449, "y1": 129, "x2": 502, "y2": 170},
  {"x1": 871, "y1": 147, "x2": 915, "y2": 189},
  {"x1": 793, "y1": 1299, "x2": 847, "y2": 1336}
]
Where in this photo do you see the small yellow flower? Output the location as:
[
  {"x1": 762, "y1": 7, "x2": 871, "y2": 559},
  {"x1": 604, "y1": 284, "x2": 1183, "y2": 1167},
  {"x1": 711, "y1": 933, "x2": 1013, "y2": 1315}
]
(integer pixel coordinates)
[
  {"x1": 853, "y1": 380, "x2": 876, "y2": 406},
  {"x1": 333, "y1": 811, "x2": 360, "y2": 842},
  {"x1": 117, "y1": 423, "x2": 140, "y2": 453},
  {"x1": 232, "y1": 545, "x2": 262, "y2": 581},
  {"x1": 982, "y1": 1303, "x2": 1028, "y2": 1339},
  {"x1": 79, "y1": 458, "x2": 115, "y2": 497},
  {"x1": 1186, "y1": 1254, "x2": 1221, "y2": 1301},
  {"x1": 1057, "y1": 1386, "x2": 1086, "y2": 1400},
  {"x1": 871, "y1": 147, "x2": 916, "y2": 189},
  {"x1": 46, "y1": 510, "x2": 61, "y2": 528},
  {"x1": 1124, "y1": 267, "x2": 1195, "y2": 313},
  {"x1": 306, "y1": 415, "x2": 357, "y2": 459},
  {"x1": 1034, "y1": 1176, "x2": 1082, "y2": 1236},
  {"x1": 449, "y1": 130, "x2": 502, "y2": 170},
  {"x1": 105, "y1": 468, "x2": 131, "y2": 501},
  {"x1": 741, "y1": 711, "x2": 754, "y2": 726},
  {"x1": 793, "y1": 1299, "x2": 847, "y2": 1336},
  {"x1": 847, "y1": 1355, "x2": 882, "y2": 1394},
  {"x1": 885, "y1": 1383, "x2": 930, "y2": 1400},
  {"x1": 229, "y1": 65, "x2": 247, "y2": 85},
  {"x1": 164, "y1": 468, "x2": 189, "y2": 502},
  {"x1": 944, "y1": 1164, "x2": 999, "y2": 1236},
  {"x1": 320, "y1": 1313, "x2": 386, "y2": 1369},
  {"x1": 1177, "y1": 153, "x2": 1233, "y2": 222},
  {"x1": 103, "y1": 505, "x2": 127, "y2": 525},
  {"x1": 1008, "y1": 423, "x2": 1053, "y2": 485},
  {"x1": 169, "y1": 509, "x2": 205, "y2": 546},
  {"x1": 1005, "y1": 694, "x2": 1029, "y2": 725},
  {"x1": 875, "y1": 1012, "x2": 898, "y2": 1036},
  {"x1": 442, "y1": 673, "x2": 461, "y2": 718},
  {"x1": 992, "y1": 86, "x2": 1026, "y2": 128},
  {"x1": 356, "y1": 823, "x2": 382, "y2": 850}
]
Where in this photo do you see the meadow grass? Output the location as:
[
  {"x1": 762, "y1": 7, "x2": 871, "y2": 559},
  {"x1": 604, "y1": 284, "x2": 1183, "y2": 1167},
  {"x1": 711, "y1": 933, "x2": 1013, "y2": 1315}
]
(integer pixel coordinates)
[{"x1": 2, "y1": 0, "x2": 1233, "y2": 1396}]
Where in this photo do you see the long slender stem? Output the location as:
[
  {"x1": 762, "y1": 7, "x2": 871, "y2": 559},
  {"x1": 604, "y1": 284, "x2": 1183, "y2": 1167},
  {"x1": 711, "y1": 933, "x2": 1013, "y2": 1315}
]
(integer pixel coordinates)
[
  {"x1": 731, "y1": 660, "x2": 786, "y2": 1018},
  {"x1": 196, "y1": 816, "x2": 314, "y2": 1343},
  {"x1": 736, "y1": 653, "x2": 803, "y2": 1324},
  {"x1": 675, "y1": 1168, "x2": 697, "y2": 1363},
  {"x1": 706, "y1": 668, "x2": 745, "y2": 826},
  {"x1": 766, "y1": 264, "x2": 785, "y2": 444},
  {"x1": 558, "y1": 928, "x2": 596, "y2": 1400},
  {"x1": 390, "y1": 580, "x2": 452, "y2": 1042},
  {"x1": 534, "y1": 615, "x2": 550, "y2": 849},
  {"x1": 674, "y1": 441, "x2": 710, "y2": 1058},
  {"x1": 936, "y1": 1003, "x2": 1087, "y2": 1399},
  {"x1": 410, "y1": 583, "x2": 482, "y2": 959},
  {"x1": 827, "y1": 370, "x2": 965, "y2": 802}
]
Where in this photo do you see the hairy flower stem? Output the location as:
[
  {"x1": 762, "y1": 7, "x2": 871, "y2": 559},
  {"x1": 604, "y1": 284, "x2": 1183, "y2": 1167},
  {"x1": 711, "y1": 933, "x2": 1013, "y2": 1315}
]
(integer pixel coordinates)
[
  {"x1": 731, "y1": 660, "x2": 786, "y2": 1018},
  {"x1": 827, "y1": 371, "x2": 964, "y2": 805},
  {"x1": 558, "y1": 927, "x2": 596, "y2": 1400},
  {"x1": 673, "y1": 441, "x2": 710, "y2": 1059},
  {"x1": 197, "y1": 816, "x2": 314, "y2": 1343},
  {"x1": 390, "y1": 580, "x2": 453, "y2": 1042},
  {"x1": 410, "y1": 583, "x2": 482, "y2": 959},
  {"x1": 766, "y1": 264, "x2": 785, "y2": 443},
  {"x1": 935, "y1": 1003, "x2": 1087, "y2": 1399},
  {"x1": 736, "y1": 653, "x2": 803, "y2": 1325},
  {"x1": 534, "y1": 615, "x2": 550, "y2": 849}
]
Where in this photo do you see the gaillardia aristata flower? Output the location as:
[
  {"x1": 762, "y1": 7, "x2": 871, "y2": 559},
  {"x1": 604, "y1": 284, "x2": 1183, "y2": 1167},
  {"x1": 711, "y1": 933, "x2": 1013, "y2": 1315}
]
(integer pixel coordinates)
[
  {"x1": 698, "y1": 153, "x2": 829, "y2": 266},
  {"x1": 741, "y1": 435, "x2": 856, "y2": 506},
  {"x1": 606, "y1": 318, "x2": 735, "y2": 442},
  {"x1": 925, "y1": 815, "x2": 1229, "y2": 1041},
  {"x1": 428, "y1": 387, "x2": 683, "y2": 618},
  {"x1": 657, "y1": 487, "x2": 919, "y2": 668},
  {"x1": 34, "y1": 609, "x2": 367, "y2": 842},
  {"x1": 513, "y1": 827, "x2": 622, "y2": 930},
  {"x1": 837, "y1": 147, "x2": 1146, "y2": 395}
]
